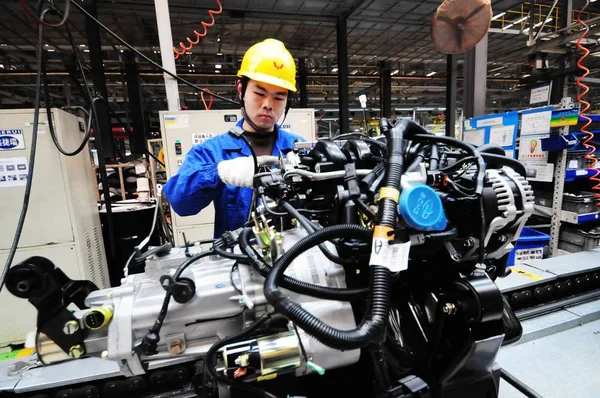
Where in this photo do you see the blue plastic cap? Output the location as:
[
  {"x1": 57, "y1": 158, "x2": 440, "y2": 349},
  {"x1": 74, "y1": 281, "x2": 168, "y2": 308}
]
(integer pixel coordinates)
[{"x1": 398, "y1": 184, "x2": 447, "y2": 231}]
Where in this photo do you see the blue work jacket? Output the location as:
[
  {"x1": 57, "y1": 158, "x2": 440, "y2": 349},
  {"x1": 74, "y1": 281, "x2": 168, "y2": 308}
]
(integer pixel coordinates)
[{"x1": 163, "y1": 119, "x2": 305, "y2": 238}]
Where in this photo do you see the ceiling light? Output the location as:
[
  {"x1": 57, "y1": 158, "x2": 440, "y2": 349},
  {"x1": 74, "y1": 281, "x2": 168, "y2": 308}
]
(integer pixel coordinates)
[
  {"x1": 215, "y1": 70, "x2": 220, "y2": 73},
  {"x1": 407, "y1": 70, "x2": 416, "y2": 76},
  {"x1": 426, "y1": 71, "x2": 437, "y2": 76},
  {"x1": 79, "y1": 44, "x2": 86, "y2": 47},
  {"x1": 0, "y1": 64, "x2": 3, "y2": 69},
  {"x1": 217, "y1": 52, "x2": 223, "y2": 55},
  {"x1": 332, "y1": 67, "x2": 338, "y2": 72},
  {"x1": 186, "y1": 51, "x2": 192, "y2": 55},
  {"x1": 391, "y1": 69, "x2": 399, "y2": 75},
  {"x1": 192, "y1": 64, "x2": 195, "y2": 67},
  {"x1": 494, "y1": 72, "x2": 500, "y2": 76},
  {"x1": 217, "y1": 38, "x2": 221, "y2": 42},
  {"x1": 215, "y1": 64, "x2": 222, "y2": 69},
  {"x1": 83, "y1": 49, "x2": 90, "y2": 53},
  {"x1": 189, "y1": 69, "x2": 192, "y2": 72},
  {"x1": 350, "y1": 69, "x2": 358, "y2": 75},
  {"x1": 492, "y1": 12, "x2": 506, "y2": 21},
  {"x1": 44, "y1": 44, "x2": 49, "y2": 47},
  {"x1": 523, "y1": 74, "x2": 531, "y2": 77},
  {"x1": 503, "y1": 15, "x2": 529, "y2": 30},
  {"x1": 48, "y1": 49, "x2": 55, "y2": 52},
  {"x1": 120, "y1": 50, "x2": 124, "y2": 53}
]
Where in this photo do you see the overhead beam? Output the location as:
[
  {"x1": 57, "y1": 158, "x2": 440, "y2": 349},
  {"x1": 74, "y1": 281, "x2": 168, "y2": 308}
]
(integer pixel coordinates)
[{"x1": 530, "y1": 23, "x2": 600, "y2": 54}]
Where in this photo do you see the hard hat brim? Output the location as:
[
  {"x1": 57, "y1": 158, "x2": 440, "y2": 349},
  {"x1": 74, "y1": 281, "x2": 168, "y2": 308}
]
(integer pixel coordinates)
[{"x1": 238, "y1": 71, "x2": 297, "y2": 93}]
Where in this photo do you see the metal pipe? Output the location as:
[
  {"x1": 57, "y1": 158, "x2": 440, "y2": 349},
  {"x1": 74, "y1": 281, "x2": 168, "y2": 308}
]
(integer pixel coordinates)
[
  {"x1": 534, "y1": 0, "x2": 560, "y2": 41},
  {"x1": 154, "y1": 0, "x2": 179, "y2": 111}
]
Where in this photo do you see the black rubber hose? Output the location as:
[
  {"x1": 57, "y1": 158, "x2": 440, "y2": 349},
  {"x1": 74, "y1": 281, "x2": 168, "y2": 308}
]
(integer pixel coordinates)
[
  {"x1": 280, "y1": 201, "x2": 360, "y2": 267},
  {"x1": 411, "y1": 134, "x2": 486, "y2": 195},
  {"x1": 406, "y1": 147, "x2": 427, "y2": 173},
  {"x1": 500, "y1": 369, "x2": 545, "y2": 398},
  {"x1": 478, "y1": 143, "x2": 506, "y2": 156},
  {"x1": 239, "y1": 228, "x2": 368, "y2": 301},
  {"x1": 481, "y1": 153, "x2": 527, "y2": 177},
  {"x1": 425, "y1": 227, "x2": 458, "y2": 241},
  {"x1": 264, "y1": 225, "x2": 390, "y2": 350},
  {"x1": 429, "y1": 144, "x2": 440, "y2": 171},
  {"x1": 377, "y1": 118, "x2": 408, "y2": 228}
]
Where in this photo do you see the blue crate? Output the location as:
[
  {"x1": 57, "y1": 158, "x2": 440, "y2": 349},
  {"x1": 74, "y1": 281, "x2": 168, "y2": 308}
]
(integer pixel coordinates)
[{"x1": 507, "y1": 228, "x2": 551, "y2": 267}]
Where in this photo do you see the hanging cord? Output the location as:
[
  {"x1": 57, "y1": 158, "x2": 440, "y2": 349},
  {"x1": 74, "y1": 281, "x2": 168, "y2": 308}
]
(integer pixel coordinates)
[
  {"x1": 173, "y1": 0, "x2": 222, "y2": 60},
  {"x1": 576, "y1": 1, "x2": 600, "y2": 194},
  {"x1": 0, "y1": 8, "x2": 48, "y2": 292},
  {"x1": 19, "y1": 0, "x2": 70, "y2": 27},
  {"x1": 201, "y1": 89, "x2": 214, "y2": 110},
  {"x1": 69, "y1": 0, "x2": 238, "y2": 106}
]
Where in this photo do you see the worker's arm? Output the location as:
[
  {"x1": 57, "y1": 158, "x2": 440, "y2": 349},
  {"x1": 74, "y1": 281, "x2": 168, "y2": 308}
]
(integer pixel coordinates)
[{"x1": 163, "y1": 145, "x2": 222, "y2": 216}]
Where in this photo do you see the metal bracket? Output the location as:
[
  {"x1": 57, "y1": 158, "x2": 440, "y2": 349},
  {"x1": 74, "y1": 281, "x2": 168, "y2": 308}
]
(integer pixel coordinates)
[{"x1": 5, "y1": 257, "x2": 98, "y2": 362}]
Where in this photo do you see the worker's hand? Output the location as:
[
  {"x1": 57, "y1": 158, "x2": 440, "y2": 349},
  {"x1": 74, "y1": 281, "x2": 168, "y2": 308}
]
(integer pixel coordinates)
[{"x1": 217, "y1": 156, "x2": 279, "y2": 187}]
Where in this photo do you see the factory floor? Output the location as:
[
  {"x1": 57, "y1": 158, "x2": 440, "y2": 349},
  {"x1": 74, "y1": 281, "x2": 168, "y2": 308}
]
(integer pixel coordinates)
[{"x1": 497, "y1": 249, "x2": 600, "y2": 398}]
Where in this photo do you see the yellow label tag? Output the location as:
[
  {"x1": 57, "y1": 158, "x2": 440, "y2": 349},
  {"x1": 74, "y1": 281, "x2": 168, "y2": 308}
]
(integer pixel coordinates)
[
  {"x1": 510, "y1": 267, "x2": 543, "y2": 281},
  {"x1": 379, "y1": 187, "x2": 400, "y2": 203},
  {"x1": 257, "y1": 373, "x2": 278, "y2": 382}
]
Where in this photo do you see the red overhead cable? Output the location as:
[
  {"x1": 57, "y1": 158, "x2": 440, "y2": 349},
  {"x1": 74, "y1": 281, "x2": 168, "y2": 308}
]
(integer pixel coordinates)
[
  {"x1": 173, "y1": 0, "x2": 222, "y2": 60},
  {"x1": 575, "y1": 1, "x2": 600, "y2": 195}
]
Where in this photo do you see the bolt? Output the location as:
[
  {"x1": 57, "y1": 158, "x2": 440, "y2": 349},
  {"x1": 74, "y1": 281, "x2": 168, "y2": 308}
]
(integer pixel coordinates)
[
  {"x1": 63, "y1": 320, "x2": 80, "y2": 335},
  {"x1": 168, "y1": 339, "x2": 185, "y2": 355},
  {"x1": 442, "y1": 302, "x2": 457, "y2": 316},
  {"x1": 69, "y1": 345, "x2": 85, "y2": 358}
]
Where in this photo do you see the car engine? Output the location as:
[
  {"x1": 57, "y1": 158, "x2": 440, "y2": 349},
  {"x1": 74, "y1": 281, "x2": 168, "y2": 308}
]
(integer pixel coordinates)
[{"x1": 5, "y1": 118, "x2": 534, "y2": 398}]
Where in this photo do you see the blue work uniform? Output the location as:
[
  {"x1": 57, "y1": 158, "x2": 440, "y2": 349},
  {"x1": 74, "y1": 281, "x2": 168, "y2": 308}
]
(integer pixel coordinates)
[{"x1": 163, "y1": 119, "x2": 305, "y2": 238}]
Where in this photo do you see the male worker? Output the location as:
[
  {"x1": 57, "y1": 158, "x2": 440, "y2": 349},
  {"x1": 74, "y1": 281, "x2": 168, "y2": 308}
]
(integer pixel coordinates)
[{"x1": 163, "y1": 39, "x2": 304, "y2": 238}]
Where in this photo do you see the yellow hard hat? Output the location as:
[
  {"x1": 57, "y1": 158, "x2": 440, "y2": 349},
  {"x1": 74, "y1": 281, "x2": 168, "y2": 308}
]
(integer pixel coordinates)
[{"x1": 237, "y1": 39, "x2": 297, "y2": 93}]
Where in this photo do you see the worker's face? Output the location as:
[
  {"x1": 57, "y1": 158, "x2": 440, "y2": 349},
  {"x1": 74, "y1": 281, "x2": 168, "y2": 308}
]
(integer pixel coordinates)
[{"x1": 238, "y1": 80, "x2": 288, "y2": 132}]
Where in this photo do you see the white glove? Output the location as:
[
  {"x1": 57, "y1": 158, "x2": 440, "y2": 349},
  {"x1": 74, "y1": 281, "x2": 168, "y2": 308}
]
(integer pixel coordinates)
[{"x1": 217, "y1": 156, "x2": 279, "y2": 187}]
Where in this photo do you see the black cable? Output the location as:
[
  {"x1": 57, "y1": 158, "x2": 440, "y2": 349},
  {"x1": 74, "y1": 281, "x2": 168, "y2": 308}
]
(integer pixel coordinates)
[
  {"x1": 42, "y1": 42, "x2": 90, "y2": 156},
  {"x1": 230, "y1": 262, "x2": 243, "y2": 295},
  {"x1": 0, "y1": 9, "x2": 46, "y2": 292},
  {"x1": 205, "y1": 314, "x2": 279, "y2": 398},
  {"x1": 500, "y1": 369, "x2": 545, "y2": 398},
  {"x1": 291, "y1": 323, "x2": 309, "y2": 363},
  {"x1": 64, "y1": 13, "x2": 117, "y2": 256},
  {"x1": 239, "y1": 227, "x2": 369, "y2": 301},
  {"x1": 280, "y1": 202, "x2": 362, "y2": 267},
  {"x1": 411, "y1": 134, "x2": 485, "y2": 195},
  {"x1": 146, "y1": 149, "x2": 166, "y2": 168},
  {"x1": 142, "y1": 250, "x2": 214, "y2": 354},
  {"x1": 352, "y1": 197, "x2": 376, "y2": 221},
  {"x1": 429, "y1": 143, "x2": 439, "y2": 171},
  {"x1": 480, "y1": 153, "x2": 527, "y2": 177},
  {"x1": 69, "y1": 0, "x2": 239, "y2": 106},
  {"x1": 264, "y1": 225, "x2": 390, "y2": 350},
  {"x1": 185, "y1": 309, "x2": 245, "y2": 327},
  {"x1": 478, "y1": 195, "x2": 486, "y2": 265},
  {"x1": 214, "y1": 240, "x2": 250, "y2": 262},
  {"x1": 260, "y1": 194, "x2": 288, "y2": 217}
]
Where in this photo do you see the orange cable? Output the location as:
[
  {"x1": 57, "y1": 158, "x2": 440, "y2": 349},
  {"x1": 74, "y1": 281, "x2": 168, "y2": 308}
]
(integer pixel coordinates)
[
  {"x1": 200, "y1": 89, "x2": 213, "y2": 110},
  {"x1": 173, "y1": 0, "x2": 222, "y2": 60},
  {"x1": 575, "y1": 1, "x2": 600, "y2": 194}
]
